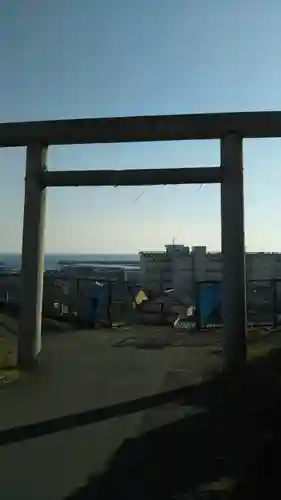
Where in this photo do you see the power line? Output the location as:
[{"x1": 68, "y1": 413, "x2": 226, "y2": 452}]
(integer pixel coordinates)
[{"x1": 131, "y1": 191, "x2": 145, "y2": 204}]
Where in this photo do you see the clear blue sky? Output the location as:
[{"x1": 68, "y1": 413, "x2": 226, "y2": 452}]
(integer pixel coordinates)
[{"x1": 0, "y1": 0, "x2": 281, "y2": 254}]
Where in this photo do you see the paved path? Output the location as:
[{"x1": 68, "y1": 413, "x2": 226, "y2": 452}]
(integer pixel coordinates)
[{"x1": 0, "y1": 327, "x2": 218, "y2": 499}]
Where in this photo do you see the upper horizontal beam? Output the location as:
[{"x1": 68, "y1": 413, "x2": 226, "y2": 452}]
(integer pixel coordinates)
[
  {"x1": 43, "y1": 167, "x2": 222, "y2": 187},
  {"x1": 1, "y1": 111, "x2": 281, "y2": 146}
]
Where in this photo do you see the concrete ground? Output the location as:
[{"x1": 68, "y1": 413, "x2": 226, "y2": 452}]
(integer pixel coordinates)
[{"x1": 0, "y1": 325, "x2": 221, "y2": 500}]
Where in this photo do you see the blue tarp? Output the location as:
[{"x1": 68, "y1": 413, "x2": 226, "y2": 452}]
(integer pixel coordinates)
[
  {"x1": 198, "y1": 282, "x2": 222, "y2": 328},
  {"x1": 85, "y1": 283, "x2": 108, "y2": 322}
]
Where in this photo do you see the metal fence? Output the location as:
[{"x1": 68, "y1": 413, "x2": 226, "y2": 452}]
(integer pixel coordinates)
[
  {"x1": 197, "y1": 279, "x2": 281, "y2": 328},
  {"x1": 2, "y1": 273, "x2": 281, "y2": 329},
  {"x1": 0, "y1": 273, "x2": 137, "y2": 326}
]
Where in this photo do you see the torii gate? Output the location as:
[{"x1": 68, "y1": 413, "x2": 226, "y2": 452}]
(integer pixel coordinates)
[{"x1": 2, "y1": 110, "x2": 278, "y2": 371}]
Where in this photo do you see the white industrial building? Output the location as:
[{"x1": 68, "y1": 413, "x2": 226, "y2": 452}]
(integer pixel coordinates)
[{"x1": 140, "y1": 244, "x2": 281, "y2": 297}]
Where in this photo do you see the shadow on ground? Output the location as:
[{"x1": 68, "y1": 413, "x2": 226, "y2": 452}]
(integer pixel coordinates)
[
  {"x1": 63, "y1": 348, "x2": 281, "y2": 499},
  {"x1": 112, "y1": 335, "x2": 221, "y2": 350}
]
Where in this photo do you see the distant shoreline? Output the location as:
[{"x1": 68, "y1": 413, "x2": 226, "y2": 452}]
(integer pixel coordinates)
[{"x1": 0, "y1": 253, "x2": 140, "y2": 271}]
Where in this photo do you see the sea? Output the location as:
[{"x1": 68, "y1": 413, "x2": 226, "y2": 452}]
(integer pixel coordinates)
[{"x1": 0, "y1": 253, "x2": 139, "y2": 270}]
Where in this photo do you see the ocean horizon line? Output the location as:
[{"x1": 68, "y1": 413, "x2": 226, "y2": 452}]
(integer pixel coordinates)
[
  {"x1": 0, "y1": 252, "x2": 140, "y2": 256},
  {"x1": 0, "y1": 252, "x2": 140, "y2": 270}
]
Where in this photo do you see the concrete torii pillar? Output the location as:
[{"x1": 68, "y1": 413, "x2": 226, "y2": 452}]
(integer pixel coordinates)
[
  {"x1": 18, "y1": 144, "x2": 47, "y2": 368},
  {"x1": 221, "y1": 134, "x2": 247, "y2": 370}
]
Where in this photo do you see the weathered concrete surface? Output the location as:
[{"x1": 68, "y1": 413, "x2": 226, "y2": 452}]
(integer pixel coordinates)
[{"x1": 0, "y1": 327, "x2": 219, "y2": 499}]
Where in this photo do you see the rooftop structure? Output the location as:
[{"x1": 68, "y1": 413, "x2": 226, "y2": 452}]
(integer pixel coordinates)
[{"x1": 140, "y1": 245, "x2": 281, "y2": 298}]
